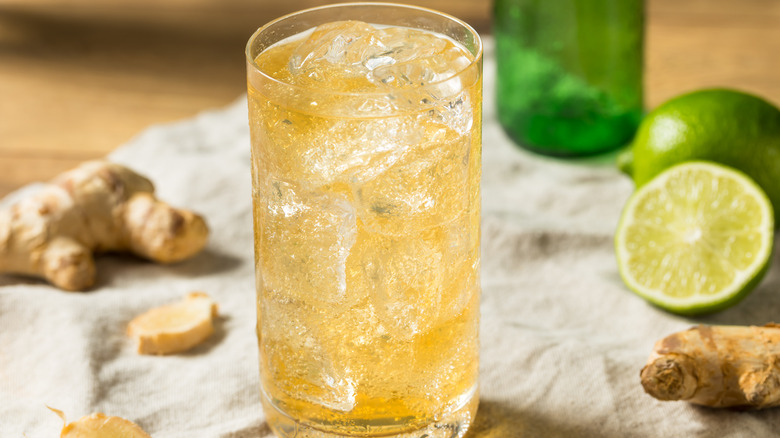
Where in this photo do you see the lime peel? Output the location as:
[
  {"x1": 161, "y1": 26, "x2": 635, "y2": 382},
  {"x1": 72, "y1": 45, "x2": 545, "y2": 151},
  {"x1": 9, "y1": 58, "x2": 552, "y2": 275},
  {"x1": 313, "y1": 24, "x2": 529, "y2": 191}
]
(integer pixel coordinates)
[{"x1": 615, "y1": 161, "x2": 774, "y2": 315}]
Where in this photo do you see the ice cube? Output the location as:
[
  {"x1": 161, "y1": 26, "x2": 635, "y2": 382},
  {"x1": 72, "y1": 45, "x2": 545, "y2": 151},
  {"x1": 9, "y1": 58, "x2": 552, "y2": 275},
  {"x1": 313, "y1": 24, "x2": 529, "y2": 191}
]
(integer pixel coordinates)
[
  {"x1": 254, "y1": 102, "x2": 425, "y2": 188},
  {"x1": 371, "y1": 60, "x2": 436, "y2": 88},
  {"x1": 363, "y1": 53, "x2": 395, "y2": 71},
  {"x1": 327, "y1": 117, "x2": 423, "y2": 185},
  {"x1": 430, "y1": 91, "x2": 474, "y2": 136},
  {"x1": 368, "y1": 31, "x2": 472, "y2": 90},
  {"x1": 259, "y1": 296, "x2": 358, "y2": 412},
  {"x1": 305, "y1": 301, "x2": 398, "y2": 389},
  {"x1": 366, "y1": 26, "x2": 449, "y2": 88},
  {"x1": 435, "y1": 213, "x2": 480, "y2": 323},
  {"x1": 350, "y1": 217, "x2": 477, "y2": 340},
  {"x1": 288, "y1": 21, "x2": 387, "y2": 90},
  {"x1": 255, "y1": 178, "x2": 359, "y2": 308},
  {"x1": 410, "y1": 295, "x2": 479, "y2": 396},
  {"x1": 375, "y1": 26, "x2": 449, "y2": 63},
  {"x1": 351, "y1": 230, "x2": 441, "y2": 339},
  {"x1": 352, "y1": 118, "x2": 471, "y2": 236}
]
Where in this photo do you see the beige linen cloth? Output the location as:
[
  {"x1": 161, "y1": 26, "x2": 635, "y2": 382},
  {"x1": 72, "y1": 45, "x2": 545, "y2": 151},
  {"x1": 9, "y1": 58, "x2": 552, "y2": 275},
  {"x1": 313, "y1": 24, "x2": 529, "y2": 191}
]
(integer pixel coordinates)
[{"x1": 4, "y1": 39, "x2": 780, "y2": 438}]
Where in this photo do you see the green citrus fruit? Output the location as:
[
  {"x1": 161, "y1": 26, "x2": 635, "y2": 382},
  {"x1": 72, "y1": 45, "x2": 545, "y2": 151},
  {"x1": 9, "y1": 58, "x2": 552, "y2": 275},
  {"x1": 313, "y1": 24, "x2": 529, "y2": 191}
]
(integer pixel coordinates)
[
  {"x1": 618, "y1": 88, "x2": 780, "y2": 220},
  {"x1": 615, "y1": 161, "x2": 774, "y2": 315}
]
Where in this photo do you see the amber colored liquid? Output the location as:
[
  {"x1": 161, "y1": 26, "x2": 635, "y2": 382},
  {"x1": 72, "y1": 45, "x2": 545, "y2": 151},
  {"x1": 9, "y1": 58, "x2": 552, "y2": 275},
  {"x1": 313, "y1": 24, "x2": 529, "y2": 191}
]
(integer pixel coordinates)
[{"x1": 248, "y1": 22, "x2": 481, "y2": 436}]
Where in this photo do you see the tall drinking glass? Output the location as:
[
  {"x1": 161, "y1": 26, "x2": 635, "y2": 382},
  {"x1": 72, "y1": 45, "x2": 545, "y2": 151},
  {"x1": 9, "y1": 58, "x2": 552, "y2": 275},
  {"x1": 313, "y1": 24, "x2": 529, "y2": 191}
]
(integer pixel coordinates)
[{"x1": 246, "y1": 4, "x2": 482, "y2": 438}]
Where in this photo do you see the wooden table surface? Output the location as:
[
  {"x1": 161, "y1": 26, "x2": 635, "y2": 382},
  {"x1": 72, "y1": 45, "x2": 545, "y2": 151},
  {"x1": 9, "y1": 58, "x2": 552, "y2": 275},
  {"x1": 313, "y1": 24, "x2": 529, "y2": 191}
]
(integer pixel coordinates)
[{"x1": 1, "y1": 0, "x2": 778, "y2": 197}]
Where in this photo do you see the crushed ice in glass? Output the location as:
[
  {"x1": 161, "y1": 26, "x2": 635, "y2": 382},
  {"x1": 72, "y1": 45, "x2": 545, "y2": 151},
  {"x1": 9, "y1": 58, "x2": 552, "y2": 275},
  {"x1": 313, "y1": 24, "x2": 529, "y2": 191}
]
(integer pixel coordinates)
[{"x1": 285, "y1": 21, "x2": 473, "y2": 92}]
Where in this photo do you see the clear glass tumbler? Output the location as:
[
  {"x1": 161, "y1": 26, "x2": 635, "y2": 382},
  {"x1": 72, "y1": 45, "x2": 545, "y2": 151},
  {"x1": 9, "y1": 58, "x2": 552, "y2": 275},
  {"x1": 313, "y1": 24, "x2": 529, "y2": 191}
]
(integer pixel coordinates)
[{"x1": 246, "y1": 4, "x2": 482, "y2": 438}]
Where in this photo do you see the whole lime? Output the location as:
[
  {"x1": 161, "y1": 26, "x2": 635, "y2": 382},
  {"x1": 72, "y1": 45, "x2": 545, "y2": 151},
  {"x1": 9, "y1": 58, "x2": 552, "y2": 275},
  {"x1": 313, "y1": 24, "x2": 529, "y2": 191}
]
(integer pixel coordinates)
[{"x1": 618, "y1": 88, "x2": 780, "y2": 218}]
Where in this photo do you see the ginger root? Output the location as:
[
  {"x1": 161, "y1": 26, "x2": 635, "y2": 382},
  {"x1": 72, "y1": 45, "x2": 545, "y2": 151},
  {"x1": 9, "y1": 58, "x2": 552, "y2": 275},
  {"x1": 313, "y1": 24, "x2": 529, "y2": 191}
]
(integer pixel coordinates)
[
  {"x1": 640, "y1": 324, "x2": 780, "y2": 409},
  {"x1": 50, "y1": 407, "x2": 151, "y2": 437},
  {"x1": 127, "y1": 292, "x2": 218, "y2": 355},
  {"x1": 0, "y1": 160, "x2": 208, "y2": 291}
]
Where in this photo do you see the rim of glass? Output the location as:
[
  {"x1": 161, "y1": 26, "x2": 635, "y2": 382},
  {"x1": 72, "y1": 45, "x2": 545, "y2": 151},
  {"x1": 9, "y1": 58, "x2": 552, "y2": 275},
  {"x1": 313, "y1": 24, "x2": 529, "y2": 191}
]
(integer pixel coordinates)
[{"x1": 245, "y1": 2, "x2": 483, "y2": 97}]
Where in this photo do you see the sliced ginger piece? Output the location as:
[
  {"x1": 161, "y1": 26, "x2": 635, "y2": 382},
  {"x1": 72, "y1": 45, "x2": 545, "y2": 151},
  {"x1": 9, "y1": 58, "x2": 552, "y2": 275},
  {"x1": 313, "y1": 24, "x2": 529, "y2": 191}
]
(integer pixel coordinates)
[
  {"x1": 127, "y1": 292, "x2": 218, "y2": 355},
  {"x1": 50, "y1": 407, "x2": 151, "y2": 437}
]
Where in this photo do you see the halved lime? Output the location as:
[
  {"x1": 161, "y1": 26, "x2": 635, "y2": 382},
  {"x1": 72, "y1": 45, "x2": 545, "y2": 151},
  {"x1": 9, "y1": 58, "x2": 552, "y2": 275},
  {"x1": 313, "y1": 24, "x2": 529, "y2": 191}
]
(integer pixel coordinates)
[{"x1": 615, "y1": 161, "x2": 774, "y2": 315}]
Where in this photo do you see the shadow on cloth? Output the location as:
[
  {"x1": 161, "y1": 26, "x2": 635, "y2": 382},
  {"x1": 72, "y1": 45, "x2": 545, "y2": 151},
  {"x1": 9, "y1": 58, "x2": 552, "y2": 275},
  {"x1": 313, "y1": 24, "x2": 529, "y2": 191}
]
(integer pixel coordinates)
[
  {"x1": 695, "y1": 243, "x2": 780, "y2": 326},
  {"x1": 192, "y1": 399, "x2": 622, "y2": 438},
  {"x1": 165, "y1": 247, "x2": 244, "y2": 277},
  {"x1": 89, "y1": 247, "x2": 244, "y2": 288},
  {"x1": 0, "y1": 247, "x2": 243, "y2": 290},
  {"x1": 184, "y1": 314, "x2": 230, "y2": 356},
  {"x1": 0, "y1": 273, "x2": 42, "y2": 288},
  {"x1": 220, "y1": 421, "x2": 273, "y2": 438},
  {"x1": 467, "y1": 400, "x2": 622, "y2": 438}
]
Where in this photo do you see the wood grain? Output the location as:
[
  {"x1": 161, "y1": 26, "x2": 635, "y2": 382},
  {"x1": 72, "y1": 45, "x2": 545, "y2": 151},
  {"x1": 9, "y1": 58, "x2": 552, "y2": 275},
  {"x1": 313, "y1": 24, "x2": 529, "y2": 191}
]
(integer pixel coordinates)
[{"x1": 0, "y1": 0, "x2": 778, "y2": 196}]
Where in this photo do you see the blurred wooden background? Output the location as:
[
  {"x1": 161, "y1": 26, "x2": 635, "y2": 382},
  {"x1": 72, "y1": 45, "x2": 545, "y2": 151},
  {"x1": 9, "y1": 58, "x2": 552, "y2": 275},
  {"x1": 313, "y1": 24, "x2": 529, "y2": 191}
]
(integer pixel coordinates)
[{"x1": 1, "y1": 0, "x2": 778, "y2": 196}]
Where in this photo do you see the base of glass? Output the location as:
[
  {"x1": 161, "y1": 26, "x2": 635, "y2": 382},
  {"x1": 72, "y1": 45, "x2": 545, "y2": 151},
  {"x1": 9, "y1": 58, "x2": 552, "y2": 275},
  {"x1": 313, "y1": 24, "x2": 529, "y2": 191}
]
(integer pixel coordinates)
[{"x1": 261, "y1": 387, "x2": 479, "y2": 438}]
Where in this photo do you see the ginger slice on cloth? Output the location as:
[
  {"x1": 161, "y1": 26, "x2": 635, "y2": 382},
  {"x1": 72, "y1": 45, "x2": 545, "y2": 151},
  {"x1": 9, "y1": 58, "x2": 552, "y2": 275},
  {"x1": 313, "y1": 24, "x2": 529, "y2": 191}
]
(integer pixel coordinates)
[
  {"x1": 127, "y1": 292, "x2": 218, "y2": 355},
  {"x1": 641, "y1": 324, "x2": 780, "y2": 409},
  {"x1": 50, "y1": 407, "x2": 151, "y2": 437}
]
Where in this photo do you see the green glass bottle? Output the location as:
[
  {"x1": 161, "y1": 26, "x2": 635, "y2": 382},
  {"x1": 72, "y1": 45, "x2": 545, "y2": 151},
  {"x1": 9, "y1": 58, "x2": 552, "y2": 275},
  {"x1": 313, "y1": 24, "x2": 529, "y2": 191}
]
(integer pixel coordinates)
[{"x1": 494, "y1": 0, "x2": 644, "y2": 156}]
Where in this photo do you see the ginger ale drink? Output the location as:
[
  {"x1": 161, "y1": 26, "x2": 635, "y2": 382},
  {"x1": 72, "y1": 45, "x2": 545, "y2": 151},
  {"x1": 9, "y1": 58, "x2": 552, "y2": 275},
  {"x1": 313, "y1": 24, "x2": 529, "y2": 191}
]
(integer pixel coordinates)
[{"x1": 246, "y1": 4, "x2": 482, "y2": 437}]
